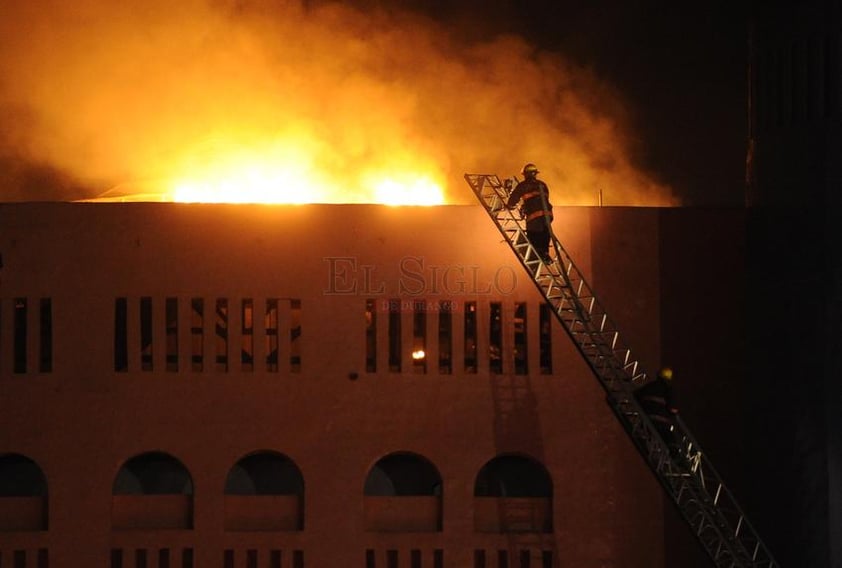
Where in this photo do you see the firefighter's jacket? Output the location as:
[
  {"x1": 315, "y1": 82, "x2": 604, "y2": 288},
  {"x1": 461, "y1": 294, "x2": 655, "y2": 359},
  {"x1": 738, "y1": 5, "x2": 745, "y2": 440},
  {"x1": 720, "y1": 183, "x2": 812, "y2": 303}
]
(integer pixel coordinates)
[{"x1": 507, "y1": 178, "x2": 553, "y2": 231}]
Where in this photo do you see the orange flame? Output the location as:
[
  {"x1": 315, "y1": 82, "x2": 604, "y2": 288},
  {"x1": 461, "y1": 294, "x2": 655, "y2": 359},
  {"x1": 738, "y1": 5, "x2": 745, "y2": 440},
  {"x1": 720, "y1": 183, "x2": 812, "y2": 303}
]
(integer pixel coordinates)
[{"x1": 0, "y1": 1, "x2": 675, "y2": 206}]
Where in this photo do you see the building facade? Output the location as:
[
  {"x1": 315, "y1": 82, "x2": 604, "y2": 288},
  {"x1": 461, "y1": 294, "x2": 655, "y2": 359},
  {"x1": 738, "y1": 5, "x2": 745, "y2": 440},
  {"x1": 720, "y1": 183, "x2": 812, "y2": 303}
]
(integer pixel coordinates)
[{"x1": 0, "y1": 203, "x2": 748, "y2": 567}]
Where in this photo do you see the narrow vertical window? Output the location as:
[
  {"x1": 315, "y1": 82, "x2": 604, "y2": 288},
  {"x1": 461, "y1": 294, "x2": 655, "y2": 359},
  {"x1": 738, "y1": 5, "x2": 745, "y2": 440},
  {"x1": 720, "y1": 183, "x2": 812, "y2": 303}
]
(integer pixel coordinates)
[
  {"x1": 464, "y1": 301, "x2": 477, "y2": 373},
  {"x1": 223, "y1": 551, "x2": 234, "y2": 568},
  {"x1": 387, "y1": 550, "x2": 398, "y2": 568},
  {"x1": 293, "y1": 550, "x2": 304, "y2": 568},
  {"x1": 13, "y1": 298, "x2": 27, "y2": 373},
  {"x1": 38, "y1": 298, "x2": 52, "y2": 372},
  {"x1": 519, "y1": 550, "x2": 531, "y2": 568},
  {"x1": 366, "y1": 550, "x2": 375, "y2": 568},
  {"x1": 114, "y1": 298, "x2": 128, "y2": 372},
  {"x1": 433, "y1": 550, "x2": 444, "y2": 568},
  {"x1": 182, "y1": 549, "x2": 193, "y2": 568},
  {"x1": 541, "y1": 551, "x2": 552, "y2": 568},
  {"x1": 215, "y1": 298, "x2": 229, "y2": 372},
  {"x1": 136, "y1": 549, "x2": 148, "y2": 568},
  {"x1": 365, "y1": 299, "x2": 377, "y2": 372},
  {"x1": 158, "y1": 549, "x2": 170, "y2": 568},
  {"x1": 166, "y1": 298, "x2": 178, "y2": 372},
  {"x1": 241, "y1": 298, "x2": 254, "y2": 372},
  {"x1": 265, "y1": 299, "x2": 279, "y2": 372},
  {"x1": 412, "y1": 300, "x2": 427, "y2": 373},
  {"x1": 140, "y1": 297, "x2": 153, "y2": 371},
  {"x1": 411, "y1": 550, "x2": 421, "y2": 568},
  {"x1": 474, "y1": 550, "x2": 486, "y2": 568},
  {"x1": 388, "y1": 299, "x2": 401, "y2": 372},
  {"x1": 290, "y1": 299, "x2": 302, "y2": 372},
  {"x1": 191, "y1": 298, "x2": 204, "y2": 372},
  {"x1": 38, "y1": 548, "x2": 48, "y2": 568},
  {"x1": 270, "y1": 551, "x2": 282, "y2": 568},
  {"x1": 497, "y1": 551, "x2": 509, "y2": 568},
  {"x1": 514, "y1": 302, "x2": 528, "y2": 375},
  {"x1": 111, "y1": 549, "x2": 124, "y2": 568},
  {"x1": 438, "y1": 301, "x2": 452, "y2": 374},
  {"x1": 247, "y1": 549, "x2": 258, "y2": 568},
  {"x1": 539, "y1": 304, "x2": 552, "y2": 374},
  {"x1": 489, "y1": 302, "x2": 503, "y2": 374}
]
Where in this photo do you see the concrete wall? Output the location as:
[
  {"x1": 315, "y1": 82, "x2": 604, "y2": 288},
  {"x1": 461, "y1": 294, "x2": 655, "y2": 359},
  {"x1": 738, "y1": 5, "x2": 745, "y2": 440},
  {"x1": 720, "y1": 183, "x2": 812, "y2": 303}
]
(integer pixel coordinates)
[{"x1": 0, "y1": 202, "x2": 746, "y2": 567}]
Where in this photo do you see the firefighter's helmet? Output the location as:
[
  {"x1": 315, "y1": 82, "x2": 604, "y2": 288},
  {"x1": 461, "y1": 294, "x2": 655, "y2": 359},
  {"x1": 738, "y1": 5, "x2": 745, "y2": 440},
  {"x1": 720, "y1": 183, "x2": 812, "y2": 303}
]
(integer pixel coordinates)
[
  {"x1": 658, "y1": 367, "x2": 674, "y2": 381},
  {"x1": 522, "y1": 163, "x2": 539, "y2": 177}
]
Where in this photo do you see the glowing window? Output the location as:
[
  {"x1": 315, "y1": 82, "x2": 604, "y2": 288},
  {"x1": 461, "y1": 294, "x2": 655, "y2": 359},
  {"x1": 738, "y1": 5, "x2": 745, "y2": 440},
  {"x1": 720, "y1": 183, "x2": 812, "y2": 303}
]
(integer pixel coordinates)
[
  {"x1": 464, "y1": 301, "x2": 477, "y2": 373},
  {"x1": 412, "y1": 300, "x2": 427, "y2": 373}
]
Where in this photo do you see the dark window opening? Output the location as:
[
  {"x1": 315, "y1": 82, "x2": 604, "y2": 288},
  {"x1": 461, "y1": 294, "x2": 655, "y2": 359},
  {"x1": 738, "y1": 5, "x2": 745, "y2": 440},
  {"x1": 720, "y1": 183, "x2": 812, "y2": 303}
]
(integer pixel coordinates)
[
  {"x1": 410, "y1": 550, "x2": 421, "y2": 568},
  {"x1": 489, "y1": 302, "x2": 503, "y2": 374},
  {"x1": 364, "y1": 452, "x2": 442, "y2": 496},
  {"x1": 290, "y1": 299, "x2": 302, "y2": 372},
  {"x1": 542, "y1": 551, "x2": 553, "y2": 568},
  {"x1": 241, "y1": 298, "x2": 254, "y2": 372},
  {"x1": 387, "y1": 550, "x2": 398, "y2": 568},
  {"x1": 365, "y1": 299, "x2": 376, "y2": 373},
  {"x1": 39, "y1": 298, "x2": 52, "y2": 372},
  {"x1": 114, "y1": 298, "x2": 128, "y2": 372},
  {"x1": 270, "y1": 551, "x2": 281, "y2": 568},
  {"x1": 438, "y1": 301, "x2": 452, "y2": 374},
  {"x1": 475, "y1": 455, "x2": 552, "y2": 498},
  {"x1": 539, "y1": 304, "x2": 552, "y2": 374},
  {"x1": 498, "y1": 551, "x2": 509, "y2": 568},
  {"x1": 265, "y1": 299, "x2": 279, "y2": 372},
  {"x1": 0, "y1": 453, "x2": 48, "y2": 496},
  {"x1": 38, "y1": 548, "x2": 48, "y2": 568},
  {"x1": 13, "y1": 298, "x2": 27, "y2": 373},
  {"x1": 111, "y1": 550, "x2": 123, "y2": 568},
  {"x1": 113, "y1": 452, "x2": 193, "y2": 495},
  {"x1": 224, "y1": 550, "x2": 234, "y2": 568},
  {"x1": 191, "y1": 298, "x2": 204, "y2": 372},
  {"x1": 474, "y1": 550, "x2": 486, "y2": 568},
  {"x1": 215, "y1": 299, "x2": 228, "y2": 372},
  {"x1": 293, "y1": 550, "x2": 304, "y2": 568},
  {"x1": 412, "y1": 300, "x2": 426, "y2": 373},
  {"x1": 464, "y1": 301, "x2": 477, "y2": 373},
  {"x1": 366, "y1": 550, "x2": 375, "y2": 568},
  {"x1": 159, "y1": 549, "x2": 170, "y2": 568},
  {"x1": 225, "y1": 452, "x2": 304, "y2": 496},
  {"x1": 434, "y1": 550, "x2": 443, "y2": 568},
  {"x1": 519, "y1": 550, "x2": 531, "y2": 568},
  {"x1": 136, "y1": 549, "x2": 148, "y2": 568},
  {"x1": 182, "y1": 549, "x2": 193, "y2": 568},
  {"x1": 388, "y1": 299, "x2": 401, "y2": 372},
  {"x1": 140, "y1": 297, "x2": 153, "y2": 371},
  {"x1": 514, "y1": 303, "x2": 527, "y2": 375},
  {"x1": 15, "y1": 550, "x2": 26, "y2": 568},
  {"x1": 166, "y1": 298, "x2": 178, "y2": 372},
  {"x1": 247, "y1": 549, "x2": 258, "y2": 568}
]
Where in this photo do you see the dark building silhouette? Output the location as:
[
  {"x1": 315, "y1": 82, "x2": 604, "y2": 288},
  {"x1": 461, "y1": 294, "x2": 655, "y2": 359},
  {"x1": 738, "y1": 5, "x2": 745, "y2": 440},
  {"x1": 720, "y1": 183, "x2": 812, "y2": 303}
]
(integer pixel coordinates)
[{"x1": 747, "y1": 0, "x2": 842, "y2": 566}]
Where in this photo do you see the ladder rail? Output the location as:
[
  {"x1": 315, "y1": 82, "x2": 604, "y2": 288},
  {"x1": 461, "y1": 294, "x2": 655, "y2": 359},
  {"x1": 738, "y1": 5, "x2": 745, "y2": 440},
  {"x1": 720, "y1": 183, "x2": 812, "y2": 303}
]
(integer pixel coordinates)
[{"x1": 465, "y1": 173, "x2": 778, "y2": 568}]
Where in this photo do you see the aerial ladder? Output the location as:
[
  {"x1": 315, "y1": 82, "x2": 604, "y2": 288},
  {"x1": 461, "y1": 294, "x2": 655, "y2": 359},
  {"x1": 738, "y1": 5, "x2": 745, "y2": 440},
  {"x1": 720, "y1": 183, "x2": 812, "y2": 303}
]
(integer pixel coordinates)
[{"x1": 465, "y1": 173, "x2": 778, "y2": 568}]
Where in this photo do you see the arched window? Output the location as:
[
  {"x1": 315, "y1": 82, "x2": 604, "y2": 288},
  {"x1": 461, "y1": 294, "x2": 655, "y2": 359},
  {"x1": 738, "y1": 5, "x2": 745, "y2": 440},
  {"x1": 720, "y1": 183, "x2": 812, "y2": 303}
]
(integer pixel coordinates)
[
  {"x1": 363, "y1": 452, "x2": 442, "y2": 532},
  {"x1": 224, "y1": 451, "x2": 304, "y2": 531},
  {"x1": 112, "y1": 452, "x2": 193, "y2": 529},
  {"x1": 0, "y1": 453, "x2": 48, "y2": 531},
  {"x1": 474, "y1": 454, "x2": 552, "y2": 533}
]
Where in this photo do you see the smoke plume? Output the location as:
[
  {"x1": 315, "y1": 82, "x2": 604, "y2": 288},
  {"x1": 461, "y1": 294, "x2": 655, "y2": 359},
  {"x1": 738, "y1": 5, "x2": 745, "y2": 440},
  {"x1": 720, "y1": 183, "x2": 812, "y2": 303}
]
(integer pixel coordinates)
[{"x1": 0, "y1": 0, "x2": 675, "y2": 205}]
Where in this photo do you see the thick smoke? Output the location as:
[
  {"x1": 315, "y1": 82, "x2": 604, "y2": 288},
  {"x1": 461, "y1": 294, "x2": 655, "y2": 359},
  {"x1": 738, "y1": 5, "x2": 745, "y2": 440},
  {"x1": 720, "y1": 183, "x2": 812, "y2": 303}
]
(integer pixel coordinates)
[{"x1": 0, "y1": 0, "x2": 675, "y2": 205}]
